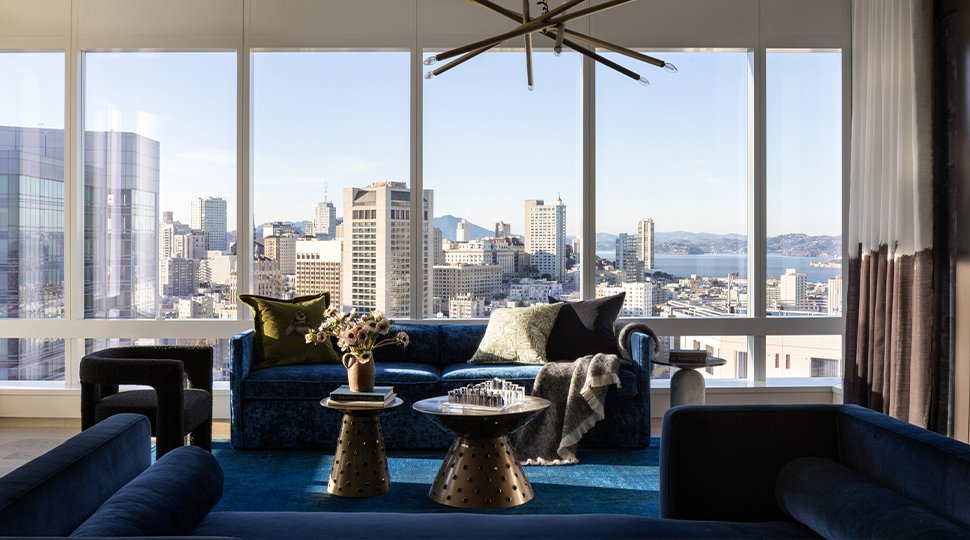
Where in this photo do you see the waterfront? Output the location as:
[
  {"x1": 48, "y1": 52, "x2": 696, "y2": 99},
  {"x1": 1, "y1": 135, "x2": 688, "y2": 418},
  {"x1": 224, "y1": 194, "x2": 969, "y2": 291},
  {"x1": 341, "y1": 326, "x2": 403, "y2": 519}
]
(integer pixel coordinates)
[{"x1": 594, "y1": 252, "x2": 842, "y2": 283}]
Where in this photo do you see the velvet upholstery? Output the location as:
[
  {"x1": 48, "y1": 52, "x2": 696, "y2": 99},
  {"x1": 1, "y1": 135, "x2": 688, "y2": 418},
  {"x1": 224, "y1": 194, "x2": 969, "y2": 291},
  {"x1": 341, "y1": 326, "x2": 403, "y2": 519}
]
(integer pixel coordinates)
[
  {"x1": 80, "y1": 345, "x2": 213, "y2": 458},
  {"x1": 230, "y1": 322, "x2": 653, "y2": 449},
  {"x1": 0, "y1": 414, "x2": 151, "y2": 537},
  {"x1": 836, "y1": 405, "x2": 970, "y2": 531},
  {"x1": 660, "y1": 404, "x2": 842, "y2": 522},
  {"x1": 776, "y1": 457, "x2": 969, "y2": 539},
  {"x1": 70, "y1": 446, "x2": 224, "y2": 537},
  {"x1": 194, "y1": 512, "x2": 819, "y2": 540}
]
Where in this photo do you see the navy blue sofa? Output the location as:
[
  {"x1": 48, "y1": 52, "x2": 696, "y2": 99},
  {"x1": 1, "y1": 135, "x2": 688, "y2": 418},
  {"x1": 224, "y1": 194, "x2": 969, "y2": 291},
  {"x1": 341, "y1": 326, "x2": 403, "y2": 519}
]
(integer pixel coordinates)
[
  {"x1": 4, "y1": 406, "x2": 970, "y2": 539},
  {"x1": 229, "y1": 322, "x2": 654, "y2": 449}
]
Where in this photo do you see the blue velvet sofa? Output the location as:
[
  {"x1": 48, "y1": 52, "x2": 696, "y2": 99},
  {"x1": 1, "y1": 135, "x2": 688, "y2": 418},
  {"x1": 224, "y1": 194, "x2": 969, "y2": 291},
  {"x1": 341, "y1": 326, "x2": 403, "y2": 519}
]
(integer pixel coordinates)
[
  {"x1": 229, "y1": 322, "x2": 654, "y2": 449},
  {"x1": 5, "y1": 405, "x2": 970, "y2": 539}
]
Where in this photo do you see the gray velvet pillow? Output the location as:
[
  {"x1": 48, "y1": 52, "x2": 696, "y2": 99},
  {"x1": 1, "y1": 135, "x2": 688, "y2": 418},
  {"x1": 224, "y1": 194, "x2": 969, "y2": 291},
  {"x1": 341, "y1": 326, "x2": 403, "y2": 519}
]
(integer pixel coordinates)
[{"x1": 468, "y1": 303, "x2": 563, "y2": 364}]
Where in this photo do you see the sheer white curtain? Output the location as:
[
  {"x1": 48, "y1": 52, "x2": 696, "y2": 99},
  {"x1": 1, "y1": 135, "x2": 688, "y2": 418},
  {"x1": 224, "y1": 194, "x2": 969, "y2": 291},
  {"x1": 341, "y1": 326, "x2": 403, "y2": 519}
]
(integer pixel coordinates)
[{"x1": 845, "y1": 0, "x2": 940, "y2": 429}]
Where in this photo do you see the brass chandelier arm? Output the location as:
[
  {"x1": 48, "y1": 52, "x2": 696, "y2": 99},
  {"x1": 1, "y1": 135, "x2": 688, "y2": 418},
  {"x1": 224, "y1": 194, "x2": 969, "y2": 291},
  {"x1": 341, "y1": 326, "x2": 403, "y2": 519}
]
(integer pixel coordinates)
[
  {"x1": 554, "y1": 0, "x2": 639, "y2": 26},
  {"x1": 562, "y1": 28, "x2": 664, "y2": 68},
  {"x1": 460, "y1": 0, "x2": 665, "y2": 69},
  {"x1": 430, "y1": 42, "x2": 496, "y2": 78},
  {"x1": 524, "y1": 0, "x2": 534, "y2": 88},
  {"x1": 433, "y1": 0, "x2": 587, "y2": 63},
  {"x1": 540, "y1": 30, "x2": 641, "y2": 82}
]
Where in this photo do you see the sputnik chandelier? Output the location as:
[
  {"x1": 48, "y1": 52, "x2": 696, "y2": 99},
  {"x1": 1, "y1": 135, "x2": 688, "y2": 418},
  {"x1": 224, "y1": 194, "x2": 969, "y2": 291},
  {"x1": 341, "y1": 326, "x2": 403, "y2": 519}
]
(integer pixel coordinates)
[{"x1": 424, "y1": 0, "x2": 677, "y2": 89}]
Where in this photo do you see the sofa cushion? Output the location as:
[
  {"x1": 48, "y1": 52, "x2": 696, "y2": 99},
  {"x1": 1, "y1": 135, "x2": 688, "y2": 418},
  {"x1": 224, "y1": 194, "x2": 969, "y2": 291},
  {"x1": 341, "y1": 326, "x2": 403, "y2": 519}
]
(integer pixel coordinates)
[
  {"x1": 837, "y1": 404, "x2": 970, "y2": 531},
  {"x1": 94, "y1": 388, "x2": 212, "y2": 433},
  {"x1": 0, "y1": 414, "x2": 151, "y2": 538},
  {"x1": 440, "y1": 324, "x2": 487, "y2": 366},
  {"x1": 469, "y1": 304, "x2": 562, "y2": 364},
  {"x1": 776, "y1": 456, "x2": 969, "y2": 539},
  {"x1": 441, "y1": 363, "x2": 637, "y2": 398},
  {"x1": 238, "y1": 292, "x2": 340, "y2": 369},
  {"x1": 373, "y1": 323, "x2": 441, "y2": 366},
  {"x1": 244, "y1": 362, "x2": 439, "y2": 402},
  {"x1": 546, "y1": 293, "x2": 624, "y2": 361},
  {"x1": 70, "y1": 446, "x2": 223, "y2": 537}
]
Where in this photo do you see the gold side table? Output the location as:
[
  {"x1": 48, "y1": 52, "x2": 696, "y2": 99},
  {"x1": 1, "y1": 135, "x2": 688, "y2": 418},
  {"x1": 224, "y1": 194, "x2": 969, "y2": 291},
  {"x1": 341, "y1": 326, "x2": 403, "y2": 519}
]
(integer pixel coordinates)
[
  {"x1": 320, "y1": 397, "x2": 402, "y2": 497},
  {"x1": 413, "y1": 395, "x2": 550, "y2": 509}
]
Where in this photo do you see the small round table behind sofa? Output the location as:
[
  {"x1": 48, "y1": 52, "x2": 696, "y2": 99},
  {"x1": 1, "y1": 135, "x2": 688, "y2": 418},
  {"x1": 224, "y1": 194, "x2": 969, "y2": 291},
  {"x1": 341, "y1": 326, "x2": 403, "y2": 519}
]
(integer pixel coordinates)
[
  {"x1": 413, "y1": 395, "x2": 550, "y2": 509},
  {"x1": 653, "y1": 357, "x2": 726, "y2": 406},
  {"x1": 320, "y1": 397, "x2": 402, "y2": 497}
]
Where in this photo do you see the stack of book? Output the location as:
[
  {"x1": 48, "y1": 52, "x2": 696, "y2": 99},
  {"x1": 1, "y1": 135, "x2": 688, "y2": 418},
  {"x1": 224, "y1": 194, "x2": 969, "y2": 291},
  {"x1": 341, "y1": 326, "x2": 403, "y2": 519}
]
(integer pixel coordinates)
[
  {"x1": 328, "y1": 385, "x2": 396, "y2": 407},
  {"x1": 667, "y1": 349, "x2": 709, "y2": 365}
]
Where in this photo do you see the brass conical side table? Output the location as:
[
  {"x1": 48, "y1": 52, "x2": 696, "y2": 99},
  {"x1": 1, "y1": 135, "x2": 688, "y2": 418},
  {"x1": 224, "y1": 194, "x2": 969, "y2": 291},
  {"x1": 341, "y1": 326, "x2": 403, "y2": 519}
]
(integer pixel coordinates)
[
  {"x1": 413, "y1": 395, "x2": 550, "y2": 509},
  {"x1": 321, "y1": 397, "x2": 402, "y2": 497}
]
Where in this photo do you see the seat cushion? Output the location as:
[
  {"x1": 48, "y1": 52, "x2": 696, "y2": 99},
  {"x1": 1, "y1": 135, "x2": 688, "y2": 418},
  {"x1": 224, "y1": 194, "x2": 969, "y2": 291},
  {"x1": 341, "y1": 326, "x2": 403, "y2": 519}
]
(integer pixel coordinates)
[
  {"x1": 94, "y1": 389, "x2": 211, "y2": 433},
  {"x1": 244, "y1": 363, "x2": 439, "y2": 402},
  {"x1": 440, "y1": 363, "x2": 637, "y2": 398}
]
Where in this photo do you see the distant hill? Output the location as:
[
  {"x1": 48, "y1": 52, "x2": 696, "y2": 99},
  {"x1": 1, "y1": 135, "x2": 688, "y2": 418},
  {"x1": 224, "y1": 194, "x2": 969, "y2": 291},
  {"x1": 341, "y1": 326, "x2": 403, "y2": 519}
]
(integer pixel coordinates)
[
  {"x1": 434, "y1": 215, "x2": 494, "y2": 241},
  {"x1": 596, "y1": 231, "x2": 842, "y2": 257}
]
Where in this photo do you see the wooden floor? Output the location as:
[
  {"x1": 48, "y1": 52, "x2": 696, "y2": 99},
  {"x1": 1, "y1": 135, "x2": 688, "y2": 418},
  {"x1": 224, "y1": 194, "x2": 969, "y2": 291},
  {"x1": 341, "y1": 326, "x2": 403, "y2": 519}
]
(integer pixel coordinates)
[{"x1": 0, "y1": 418, "x2": 660, "y2": 478}]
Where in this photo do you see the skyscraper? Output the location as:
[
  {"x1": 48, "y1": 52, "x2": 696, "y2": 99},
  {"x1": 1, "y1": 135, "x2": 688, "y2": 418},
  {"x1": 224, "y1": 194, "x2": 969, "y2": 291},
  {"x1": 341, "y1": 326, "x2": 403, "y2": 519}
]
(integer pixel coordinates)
[
  {"x1": 615, "y1": 233, "x2": 641, "y2": 282},
  {"x1": 191, "y1": 197, "x2": 228, "y2": 251},
  {"x1": 495, "y1": 221, "x2": 511, "y2": 238},
  {"x1": 342, "y1": 182, "x2": 433, "y2": 318},
  {"x1": 637, "y1": 218, "x2": 655, "y2": 270},
  {"x1": 780, "y1": 268, "x2": 808, "y2": 310},
  {"x1": 525, "y1": 196, "x2": 567, "y2": 281},
  {"x1": 456, "y1": 218, "x2": 472, "y2": 242},
  {"x1": 314, "y1": 199, "x2": 337, "y2": 239}
]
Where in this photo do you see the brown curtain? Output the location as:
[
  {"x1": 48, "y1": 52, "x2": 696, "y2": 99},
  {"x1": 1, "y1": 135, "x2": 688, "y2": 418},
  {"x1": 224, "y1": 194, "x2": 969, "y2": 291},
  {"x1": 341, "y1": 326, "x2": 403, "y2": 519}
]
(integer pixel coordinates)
[{"x1": 844, "y1": 247, "x2": 937, "y2": 428}]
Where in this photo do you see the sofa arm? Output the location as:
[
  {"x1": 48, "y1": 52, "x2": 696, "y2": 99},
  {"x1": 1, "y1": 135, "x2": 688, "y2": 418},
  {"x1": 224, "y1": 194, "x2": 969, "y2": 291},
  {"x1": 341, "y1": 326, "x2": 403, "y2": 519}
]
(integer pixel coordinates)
[
  {"x1": 660, "y1": 404, "x2": 842, "y2": 523},
  {"x1": 629, "y1": 331, "x2": 653, "y2": 447},
  {"x1": 229, "y1": 330, "x2": 256, "y2": 448}
]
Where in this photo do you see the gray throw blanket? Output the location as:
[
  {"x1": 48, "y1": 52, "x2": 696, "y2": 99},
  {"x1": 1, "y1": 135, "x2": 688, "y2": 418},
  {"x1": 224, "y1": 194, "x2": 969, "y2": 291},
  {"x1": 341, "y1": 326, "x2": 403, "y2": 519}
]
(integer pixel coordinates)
[{"x1": 516, "y1": 353, "x2": 623, "y2": 465}]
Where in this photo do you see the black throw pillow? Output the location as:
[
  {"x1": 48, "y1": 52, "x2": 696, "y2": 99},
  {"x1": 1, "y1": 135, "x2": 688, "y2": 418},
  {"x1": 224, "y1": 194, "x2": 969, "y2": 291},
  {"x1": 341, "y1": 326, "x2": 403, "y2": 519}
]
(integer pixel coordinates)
[{"x1": 545, "y1": 293, "x2": 625, "y2": 361}]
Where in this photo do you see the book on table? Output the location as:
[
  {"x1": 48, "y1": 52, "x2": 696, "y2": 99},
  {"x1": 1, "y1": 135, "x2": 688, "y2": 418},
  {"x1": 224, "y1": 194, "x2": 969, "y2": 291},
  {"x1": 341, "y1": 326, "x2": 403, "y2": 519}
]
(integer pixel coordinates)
[
  {"x1": 667, "y1": 349, "x2": 709, "y2": 364},
  {"x1": 329, "y1": 385, "x2": 394, "y2": 402},
  {"x1": 329, "y1": 392, "x2": 397, "y2": 408}
]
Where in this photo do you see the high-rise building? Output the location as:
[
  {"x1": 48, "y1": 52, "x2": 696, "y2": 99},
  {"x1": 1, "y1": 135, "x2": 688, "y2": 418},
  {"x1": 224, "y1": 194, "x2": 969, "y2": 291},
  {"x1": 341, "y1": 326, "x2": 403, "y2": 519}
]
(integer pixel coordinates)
[
  {"x1": 599, "y1": 281, "x2": 662, "y2": 317},
  {"x1": 828, "y1": 274, "x2": 843, "y2": 315},
  {"x1": 637, "y1": 218, "x2": 655, "y2": 270},
  {"x1": 433, "y1": 227, "x2": 443, "y2": 266},
  {"x1": 161, "y1": 257, "x2": 199, "y2": 297},
  {"x1": 615, "y1": 233, "x2": 641, "y2": 282},
  {"x1": 314, "y1": 199, "x2": 337, "y2": 240},
  {"x1": 0, "y1": 126, "x2": 66, "y2": 380},
  {"x1": 525, "y1": 196, "x2": 567, "y2": 281},
  {"x1": 444, "y1": 239, "x2": 518, "y2": 278},
  {"x1": 264, "y1": 234, "x2": 297, "y2": 275},
  {"x1": 495, "y1": 221, "x2": 511, "y2": 238},
  {"x1": 432, "y1": 263, "x2": 502, "y2": 302},
  {"x1": 253, "y1": 255, "x2": 284, "y2": 298},
  {"x1": 191, "y1": 197, "x2": 228, "y2": 251},
  {"x1": 295, "y1": 238, "x2": 342, "y2": 306},
  {"x1": 84, "y1": 129, "x2": 160, "y2": 320},
  {"x1": 780, "y1": 268, "x2": 808, "y2": 310},
  {"x1": 342, "y1": 182, "x2": 433, "y2": 318},
  {"x1": 449, "y1": 293, "x2": 487, "y2": 318},
  {"x1": 456, "y1": 218, "x2": 472, "y2": 242}
]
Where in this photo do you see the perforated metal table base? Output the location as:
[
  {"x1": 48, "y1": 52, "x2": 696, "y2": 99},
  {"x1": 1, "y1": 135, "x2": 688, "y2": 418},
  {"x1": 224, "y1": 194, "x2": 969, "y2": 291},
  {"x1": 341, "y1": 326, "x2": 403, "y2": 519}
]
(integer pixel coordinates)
[
  {"x1": 429, "y1": 435, "x2": 533, "y2": 508},
  {"x1": 322, "y1": 397, "x2": 402, "y2": 498}
]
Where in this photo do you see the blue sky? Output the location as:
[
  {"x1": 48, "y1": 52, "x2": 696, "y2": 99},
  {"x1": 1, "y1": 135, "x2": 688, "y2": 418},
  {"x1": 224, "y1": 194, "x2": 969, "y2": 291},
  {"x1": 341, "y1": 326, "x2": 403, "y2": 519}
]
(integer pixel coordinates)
[{"x1": 0, "y1": 49, "x2": 841, "y2": 238}]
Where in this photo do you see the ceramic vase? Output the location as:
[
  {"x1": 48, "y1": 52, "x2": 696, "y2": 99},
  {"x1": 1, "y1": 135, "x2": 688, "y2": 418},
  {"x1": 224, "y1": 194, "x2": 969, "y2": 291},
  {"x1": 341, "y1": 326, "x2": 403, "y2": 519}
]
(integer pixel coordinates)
[{"x1": 347, "y1": 356, "x2": 375, "y2": 393}]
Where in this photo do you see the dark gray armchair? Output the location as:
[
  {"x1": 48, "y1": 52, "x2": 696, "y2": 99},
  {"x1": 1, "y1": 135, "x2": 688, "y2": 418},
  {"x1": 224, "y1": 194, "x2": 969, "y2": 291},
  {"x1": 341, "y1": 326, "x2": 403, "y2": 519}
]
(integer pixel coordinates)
[{"x1": 80, "y1": 345, "x2": 213, "y2": 458}]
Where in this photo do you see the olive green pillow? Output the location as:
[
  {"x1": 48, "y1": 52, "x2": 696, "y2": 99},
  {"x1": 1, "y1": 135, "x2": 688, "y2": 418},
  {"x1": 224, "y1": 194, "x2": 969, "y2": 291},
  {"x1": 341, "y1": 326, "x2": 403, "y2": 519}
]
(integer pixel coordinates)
[
  {"x1": 469, "y1": 303, "x2": 563, "y2": 365},
  {"x1": 238, "y1": 292, "x2": 340, "y2": 369}
]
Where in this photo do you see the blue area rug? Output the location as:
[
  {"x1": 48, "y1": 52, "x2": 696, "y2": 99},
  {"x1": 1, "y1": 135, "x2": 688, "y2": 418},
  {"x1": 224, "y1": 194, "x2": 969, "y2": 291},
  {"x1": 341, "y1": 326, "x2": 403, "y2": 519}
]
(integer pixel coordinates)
[{"x1": 211, "y1": 439, "x2": 661, "y2": 516}]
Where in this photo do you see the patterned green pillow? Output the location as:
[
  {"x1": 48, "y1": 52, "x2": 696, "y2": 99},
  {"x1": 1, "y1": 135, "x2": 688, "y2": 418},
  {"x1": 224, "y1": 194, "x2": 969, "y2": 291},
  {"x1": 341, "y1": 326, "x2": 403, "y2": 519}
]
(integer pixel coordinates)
[
  {"x1": 238, "y1": 292, "x2": 341, "y2": 370},
  {"x1": 468, "y1": 303, "x2": 563, "y2": 365}
]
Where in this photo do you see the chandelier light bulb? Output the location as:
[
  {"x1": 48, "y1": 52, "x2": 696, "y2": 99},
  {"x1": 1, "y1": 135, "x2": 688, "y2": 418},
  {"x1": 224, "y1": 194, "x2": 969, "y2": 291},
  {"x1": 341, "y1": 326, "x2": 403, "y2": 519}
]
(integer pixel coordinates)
[
  {"x1": 425, "y1": 71, "x2": 436, "y2": 80},
  {"x1": 663, "y1": 62, "x2": 678, "y2": 73},
  {"x1": 554, "y1": 46, "x2": 562, "y2": 56},
  {"x1": 638, "y1": 76, "x2": 650, "y2": 87},
  {"x1": 424, "y1": 56, "x2": 438, "y2": 66},
  {"x1": 528, "y1": 85, "x2": 535, "y2": 91}
]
